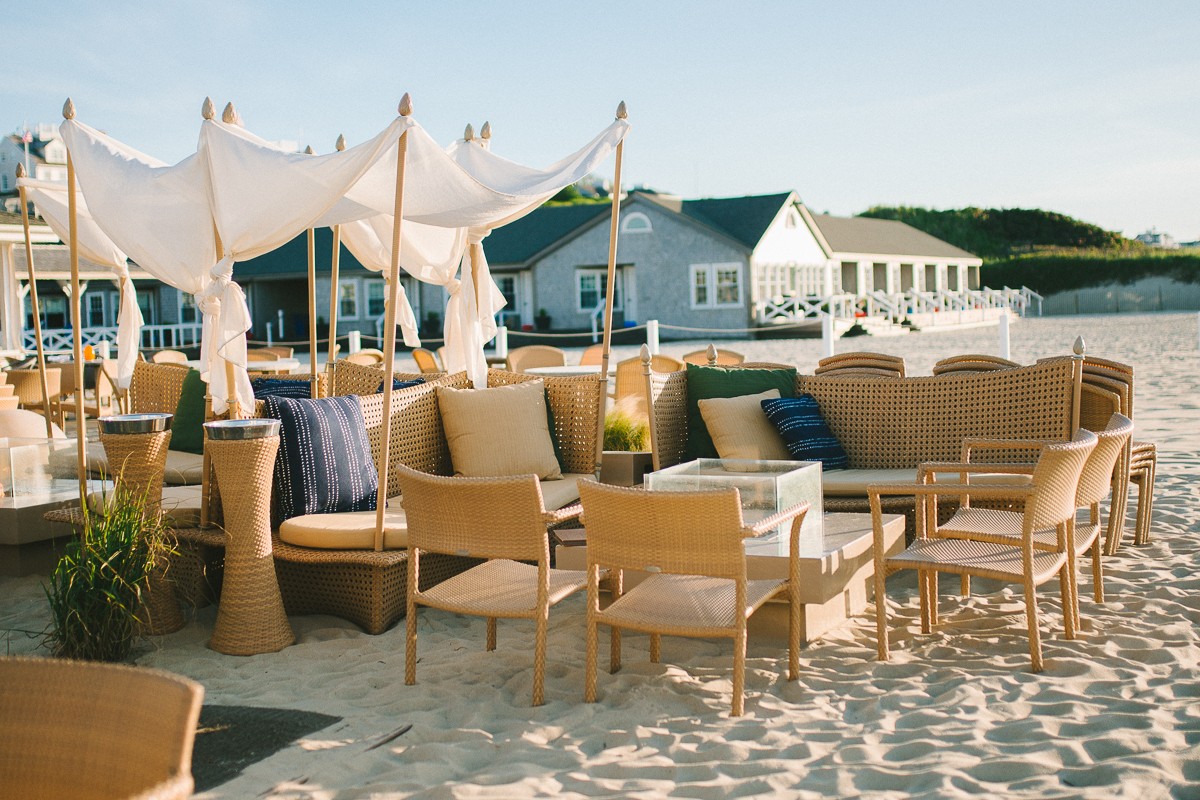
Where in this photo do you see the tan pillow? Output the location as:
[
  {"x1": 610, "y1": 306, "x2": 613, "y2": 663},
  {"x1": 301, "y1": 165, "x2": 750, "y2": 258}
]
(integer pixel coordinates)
[
  {"x1": 698, "y1": 388, "x2": 789, "y2": 460},
  {"x1": 437, "y1": 380, "x2": 562, "y2": 480}
]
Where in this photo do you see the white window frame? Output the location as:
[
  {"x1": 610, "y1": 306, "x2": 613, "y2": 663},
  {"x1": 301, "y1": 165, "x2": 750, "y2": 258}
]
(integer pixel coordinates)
[
  {"x1": 575, "y1": 268, "x2": 622, "y2": 314},
  {"x1": 690, "y1": 262, "x2": 743, "y2": 309},
  {"x1": 620, "y1": 211, "x2": 652, "y2": 235},
  {"x1": 338, "y1": 278, "x2": 360, "y2": 319}
]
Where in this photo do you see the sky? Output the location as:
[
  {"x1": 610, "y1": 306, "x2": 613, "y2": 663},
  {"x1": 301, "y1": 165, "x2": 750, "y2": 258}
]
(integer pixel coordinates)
[{"x1": 7, "y1": 1, "x2": 1198, "y2": 240}]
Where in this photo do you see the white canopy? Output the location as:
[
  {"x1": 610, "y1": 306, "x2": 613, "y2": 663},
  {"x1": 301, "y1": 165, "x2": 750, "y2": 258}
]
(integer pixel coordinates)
[{"x1": 16, "y1": 176, "x2": 144, "y2": 389}]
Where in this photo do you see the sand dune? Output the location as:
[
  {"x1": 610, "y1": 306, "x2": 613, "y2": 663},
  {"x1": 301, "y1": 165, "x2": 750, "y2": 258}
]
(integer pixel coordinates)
[{"x1": 2, "y1": 311, "x2": 1197, "y2": 798}]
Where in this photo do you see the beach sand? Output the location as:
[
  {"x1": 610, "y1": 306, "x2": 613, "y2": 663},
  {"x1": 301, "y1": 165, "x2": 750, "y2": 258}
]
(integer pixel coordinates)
[{"x1": 2, "y1": 311, "x2": 1198, "y2": 798}]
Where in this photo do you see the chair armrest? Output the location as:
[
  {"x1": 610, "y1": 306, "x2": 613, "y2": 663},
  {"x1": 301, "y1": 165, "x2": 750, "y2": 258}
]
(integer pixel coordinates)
[
  {"x1": 961, "y1": 437, "x2": 1058, "y2": 461},
  {"x1": 868, "y1": 482, "x2": 1035, "y2": 501},
  {"x1": 544, "y1": 503, "x2": 583, "y2": 526},
  {"x1": 917, "y1": 462, "x2": 1037, "y2": 481},
  {"x1": 743, "y1": 501, "x2": 810, "y2": 539}
]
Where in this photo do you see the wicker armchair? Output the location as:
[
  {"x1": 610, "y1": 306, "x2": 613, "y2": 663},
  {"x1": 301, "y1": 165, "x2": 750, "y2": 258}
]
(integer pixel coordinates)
[
  {"x1": 578, "y1": 480, "x2": 809, "y2": 716},
  {"x1": 869, "y1": 429, "x2": 1098, "y2": 672},
  {"x1": 0, "y1": 657, "x2": 203, "y2": 800},
  {"x1": 7, "y1": 366, "x2": 60, "y2": 419},
  {"x1": 816, "y1": 351, "x2": 905, "y2": 378},
  {"x1": 932, "y1": 354, "x2": 1020, "y2": 376},
  {"x1": 505, "y1": 345, "x2": 567, "y2": 373},
  {"x1": 614, "y1": 353, "x2": 682, "y2": 408},
  {"x1": 343, "y1": 348, "x2": 386, "y2": 366},
  {"x1": 411, "y1": 347, "x2": 442, "y2": 374},
  {"x1": 397, "y1": 466, "x2": 587, "y2": 706},
  {"x1": 578, "y1": 344, "x2": 604, "y2": 366},
  {"x1": 151, "y1": 349, "x2": 189, "y2": 365}
]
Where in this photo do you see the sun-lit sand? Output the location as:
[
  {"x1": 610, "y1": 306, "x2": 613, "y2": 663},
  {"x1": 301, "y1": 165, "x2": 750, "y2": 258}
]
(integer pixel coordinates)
[{"x1": 2, "y1": 311, "x2": 1198, "y2": 798}]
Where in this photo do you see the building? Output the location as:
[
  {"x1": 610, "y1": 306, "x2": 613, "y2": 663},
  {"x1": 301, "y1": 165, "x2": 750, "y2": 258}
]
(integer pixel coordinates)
[
  {"x1": 1134, "y1": 229, "x2": 1180, "y2": 249},
  {"x1": 1, "y1": 125, "x2": 68, "y2": 206}
]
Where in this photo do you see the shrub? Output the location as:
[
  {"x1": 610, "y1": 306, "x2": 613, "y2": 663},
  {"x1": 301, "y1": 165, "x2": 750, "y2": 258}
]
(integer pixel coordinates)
[{"x1": 604, "y1": 409, "x2": 649, "y2": 452}]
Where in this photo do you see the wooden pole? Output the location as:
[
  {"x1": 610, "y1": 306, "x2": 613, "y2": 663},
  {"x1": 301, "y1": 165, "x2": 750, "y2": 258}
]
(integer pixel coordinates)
[
  {"x1": 327, "y1": 134, "x2": 346, "y2": 396},
  {"x1": 304, "y1": 145, "x2": 319, "y2": 398},
  {"x1": 596, "y1": 101, "x2": 627, "y2": 472},
  {"x1": 374, "y1": 94, "x2": 412, "y2": 550},
  {"x1": 15, "y1": 164, "x2": 54, "y2": 438},
  {"x1": 62, "y1": 98, "x2": 88, "y2": 500},
  {"x1": 219, "y1": 102, "x2": 239, "y2": 420}
]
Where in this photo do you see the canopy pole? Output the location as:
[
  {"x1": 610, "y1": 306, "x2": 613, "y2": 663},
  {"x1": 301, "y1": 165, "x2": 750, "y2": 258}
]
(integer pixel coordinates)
[
  {"x1": 15, "y1": 164, "x2": 54, "y2": 438},
  {"x1": 374, "y1": 94, "x2": 412, "y2": 551},
  {"x1": 327, "y1": 134, "x2": 346, "y2": 397},
  {"x1": 596, "y1": 101, "x2": 627, "y2": 473},
  {"x1": 62, "y1": 98, "x2": 88, "y2": 501},
  {"x1": 199, "y1": 98, "x2": 217, "y2": 527},
  {"x1": 218, "y1": 102, "x2": 240, "y2": 421},
  {"x1": 303, "y1": 145, "x2": 319, "y2": 398}
]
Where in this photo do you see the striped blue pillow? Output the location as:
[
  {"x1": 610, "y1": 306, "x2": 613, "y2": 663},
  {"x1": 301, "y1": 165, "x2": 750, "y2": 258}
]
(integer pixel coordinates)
[
  {"x1": 252, "y1": 377, "x2": 313, "y2": 399},
  {"x1": 263, "y1": 395, "x2": 379, "y2": 520},
  {"x1": 761, "y1": 395, "x2": 849, "y2": 471},
  {"x1": 377, "y1": 377, "x2": 425, "y2": 393}
]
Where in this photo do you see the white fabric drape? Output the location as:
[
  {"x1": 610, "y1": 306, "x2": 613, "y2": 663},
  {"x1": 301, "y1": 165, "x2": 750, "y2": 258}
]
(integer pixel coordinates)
[{"x1": 17, "y1": 177, "x2": 144, "y2": 389}]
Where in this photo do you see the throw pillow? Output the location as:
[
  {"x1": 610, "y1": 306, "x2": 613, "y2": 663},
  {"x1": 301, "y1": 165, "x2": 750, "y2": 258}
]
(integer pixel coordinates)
[
  {"x1": 685, "y1": 364, "x2": 796, "y2": 460},
  {"x1": 698, "y1": 389, "x2": 789, "y2": 460},
  {"x1": 168, "y1": 368, "x2": 207, "y2": 455},
  {"x1": 437, "y1": 379, "x2": 562, "y2": 480},
  {"x1": 262, "y1": 395, "x2": 379, "y2": 520},
  {"x1": 377, "y1": 377, "x2": 425, "y2": 393},
  {"x1": 252, "y1": 377, "x2": 314, "y2": 399},
  {"x1": 761, "y1": 394, "x2": 849, "y2": 470}
]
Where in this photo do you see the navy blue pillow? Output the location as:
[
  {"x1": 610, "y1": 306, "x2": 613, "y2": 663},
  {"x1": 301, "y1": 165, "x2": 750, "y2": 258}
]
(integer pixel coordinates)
[
  {"x1": 377, "y1": 377, "x2": 425, "y2": 393},
  {"x1": 252, "y1": 377, "x2": 314, "y2": 399},
  {"x1": 262, "y1": 395, "x2": 379, "y2": 520},
  {"x1": 761, "y1": 395, "x2": 849, "y2": 471}
]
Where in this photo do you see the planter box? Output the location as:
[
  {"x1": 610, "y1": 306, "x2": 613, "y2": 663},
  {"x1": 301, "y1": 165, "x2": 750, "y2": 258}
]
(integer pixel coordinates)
[{"x1": 599, "y1": 450, "x2": 654, "y2": 487}]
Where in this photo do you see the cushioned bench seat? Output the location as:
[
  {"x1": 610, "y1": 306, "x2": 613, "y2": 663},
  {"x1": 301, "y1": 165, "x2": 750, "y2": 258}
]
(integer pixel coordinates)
[
  {"x1": 821, "y1": 468, "x2": 1030, "y2": 496},
  {"x1": 87, "y1": 442, "x2": 205, "y2": 486},
  {"x1": 87, "y1": 484, "x2": 203, "y2": 527}
]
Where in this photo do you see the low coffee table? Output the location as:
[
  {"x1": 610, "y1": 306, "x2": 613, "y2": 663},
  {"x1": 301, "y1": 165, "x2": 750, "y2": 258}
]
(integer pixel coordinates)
[{"x1": 554, "y1": 512, "x2": 905, "y2": 644}]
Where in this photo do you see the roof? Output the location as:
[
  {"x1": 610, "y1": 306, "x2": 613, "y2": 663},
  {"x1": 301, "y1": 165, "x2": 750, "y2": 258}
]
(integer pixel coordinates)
[
  {"x1": 12, "y1": 245, "x2": 153, "y2": 280},
  {"x1": 809, "y1": 214, "x2": 978, "y2": 260},
  {"x1": 234, "y1": 227, "x2": 374, "y2": 278},
  {"x1": 679, "y1": 192, "x2": 793, "y2": 249},
  {"x1": 482, "y1": 203, "x2": 611, "y2": 266},
  {"x1": 5, "y1": 135, "x2": 50, "y2": 164}
]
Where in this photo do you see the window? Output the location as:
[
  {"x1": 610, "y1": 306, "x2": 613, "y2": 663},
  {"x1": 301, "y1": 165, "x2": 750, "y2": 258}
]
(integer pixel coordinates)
[
  {"x1": 87, "y1": 293, "x2": 106, "y2": 327},
  {"x1": 690, "y1": 263, "x2": 742, "y2": 309},
  {"x1": 136, "y1": 289, "x2": 156, "y2": 325},
  {"x1": 339, "y1": 279, "x2": 359, "y2": 318},
  {"x1": 575, "y1": 269, "x2": 622, "y2": 313},
  {"x1": 621, "y1": 212, "x2": 652, "y2": 234},
  {"x1": 366, "y1": 279, "x2": 386, "y2": 317},
  {"x1": 179, "y1": 291, "x2": 199, "y2": 324}
]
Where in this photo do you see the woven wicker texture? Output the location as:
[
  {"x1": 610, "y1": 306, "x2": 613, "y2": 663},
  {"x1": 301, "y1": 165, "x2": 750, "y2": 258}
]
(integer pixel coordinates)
[
  {"x1": 486, "y1": 369, "x2": 603, "y2": 476},
  {"x1": 328, "y1": 359, "x2": 426, "y2": 397},
  {"x1": 505, "y1": 345, "x2": 567, "y2": 373},
  {"x1": 0, "y1": 656, "x2": 202, "y2": 800},
  {"x1": 208, "y1": 436, "x2": 295, "y2": 655},
  {"x1": 397, "y1": 466, "x2": 587, "y2": 705},
  {"x1": 816, "y1": 352, "x2": 906, "y2": 377},
  {"x1": 578, "y1": 480, "x2": 806, "y2": 716},
  {"x1": 6, "y1": 367, "x2": 60, "y2": 412},
  {"x1": 932, "y1": 354, "x2": 1021, "y2": 375},
  {"x1": 128, "y1": 361, "x2": 190, "y2": 415},
  {"x1": 412, "y1": 348, "x2": 442, "y2": 374},
  {"x1": 646, "y1": 368, "x2": 689, "y2": 471},
  {"x1": 889, "y1": 538, "x2": 1066, "y2": 583},
  {"x1": 615, "y1": 354, "x2": 682, "y2": 407}
]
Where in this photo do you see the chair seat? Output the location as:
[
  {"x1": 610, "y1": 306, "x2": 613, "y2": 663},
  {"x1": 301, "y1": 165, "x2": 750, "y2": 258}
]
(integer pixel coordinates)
[
  {"x1": 938, "y1": 507, "x2": 1102, "y2": 551},
  {"x1": 888, "y1": 538, "x2": 1066, "y2": 584},
  {"x1": 279, "y1": 502, "x2": 409, "y2": 550},
  {"x1": 596, "y1": 574, "x2": 787, "y2": 636},
  {"x1": 416, "y1": 559, "x2": 589, "y2": 617}
]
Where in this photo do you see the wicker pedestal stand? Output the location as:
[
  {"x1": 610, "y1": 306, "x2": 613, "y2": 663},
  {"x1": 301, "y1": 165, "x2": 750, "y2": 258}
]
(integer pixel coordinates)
[
  {"x1": 97, "y1": 413, "x2": 185, "y2": 636},
  {"x1": 205, "y1": 419, "x2": 294, "y2": 655}
]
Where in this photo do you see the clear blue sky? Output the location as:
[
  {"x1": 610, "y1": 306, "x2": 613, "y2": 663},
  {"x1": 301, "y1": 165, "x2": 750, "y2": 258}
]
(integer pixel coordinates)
[{"x1": 8, "y1": 1, "x2": 1198, "y2": 240}]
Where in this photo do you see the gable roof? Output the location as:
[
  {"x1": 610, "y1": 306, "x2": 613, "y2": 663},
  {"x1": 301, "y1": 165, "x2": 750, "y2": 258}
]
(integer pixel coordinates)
[
  {"x1": 809, "y1": 214, "x2": 978, "y2": 260},
  {"x1": 679, "y1": 192, "x2": 794, "y2": 249},
  {"x1": 483, "y1": 203, "x2": 611, "y2": 266}
]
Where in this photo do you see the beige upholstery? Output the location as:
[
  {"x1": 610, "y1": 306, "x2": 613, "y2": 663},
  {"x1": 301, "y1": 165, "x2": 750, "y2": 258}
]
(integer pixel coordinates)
[
  {"x1": 280, "y1": 505, "x2": 411, "y2": 550},
  {"x1": 0, "y1": 409, "x2": 66, "y2": 439},
  {"x1": 88, "y1": 484, "x2": 204, "y2": 527},
  {"x1": 397, "y1": 466, "x2": 587, "y2": 706},
  {"x1": 578, "y1": 480, "x2": 809, "y2": 716},
  {"x1": 437, "y1": 380, "x2": 561, "y2": 480},
  {"x1": 698, "y1": 389, "x2": 788, "y2": 460}
]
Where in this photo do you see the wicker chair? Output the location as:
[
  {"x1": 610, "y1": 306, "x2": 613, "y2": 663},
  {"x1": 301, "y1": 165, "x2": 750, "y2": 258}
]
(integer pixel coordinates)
[
  {"x1": 869, "y1": 429, "x2": 1098, "y2": 672},
  {"x1": 258, "y1": 346, "x2": 294, "y2": 358},
  {"x1": 412, "y1": 347, "x2": 442, "y2": 374},
  {"x1": 933, "y1": 354, "x2": 1020, "y2": 376},
  {"x1": 815, "y1": 352, "x2": 905, "y2": 378},
  {"x1": 7, "y1": 367, "x2": 60, "y2": 419},
  {"x1": 0, "y1": 657, "x2": 203, "y2": 800},
  {"x1": 344, "y1": 348, "x2": 386, "y2": 366},
  {"x1": 505, "y1": 345, "x2": 567, "y2": 373},
  {"x1": 578, "y1": 480, "x2": 809, "y2": 716},
  {"x1": 681, "y1": 346, "x2": 745, "y2": 366},
  {"x1": 55, "y1": 359, "x2": 118, "y2": 422},
  {"x1": 151, "y1": 349, "x2": 189, "y2": 365},
  {"x1": 614, "y1": 353, "x2": 682, "y2": 408},
  {"x1": 578, "y1": 343, "x2": 604, "y2": 366},
  {"x1": 397, "y1": 466, "x2": 588, "y2": 706}
]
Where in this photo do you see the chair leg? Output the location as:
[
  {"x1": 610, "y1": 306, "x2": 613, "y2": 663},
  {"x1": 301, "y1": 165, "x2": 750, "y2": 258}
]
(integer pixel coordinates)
[
  {"x1": 918, "y1": 571, "x2": 932, "y2": 635},
  {"x1": 788, "y1": 582, "x2": 800, "y2": 681},
  {"x1": 585, "y1": 619, "x2": 599, "y2": 703},
  {"x1": 732, "y1": 624, "x2": 747, "y2": 717},
  {"x1": 486, "y1": 618, "x2": 497, "y2": 652},
  {"x1": 1024, "y1": 578, "x2": 1044, "y2": 673},
  {"x1": 532, "y1": 612, "x2": 547, "y2": 707},
  {"x1": 875, "y1": 561, "x2": 890, "y2": 662},
  {"x1": 960, "y1": 574, "x2": 971, "y2": 598},
  {"x1": 1135, "y1": 459, "x2": 1156, "y2": 546},
  {"x1": 649, "y1": 633, "x2": 660, "y2": 663},
  {"x1": 610, "y1": 627, "x2": 622, "y2": 674},
  {"x1": 1059, "y1": 565, "x2": 1076, "y2": 641},
  {"x1": 405, "y1": 553, "x2": 419, "y2": 686},
  {"x1": 928, "y1": 571, "x2": 940, "y2": 628},
  {"x1": 1092, "y1": 538, "x2": 1104, "y2": 603}
]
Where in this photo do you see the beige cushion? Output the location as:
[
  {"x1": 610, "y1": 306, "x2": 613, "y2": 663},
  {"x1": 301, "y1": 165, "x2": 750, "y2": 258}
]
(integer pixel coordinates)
[
  {"x1": 823, "y1": 468, "x2": 1032, "y2": 496},
  {"x1": 540, "y1": 474, "x2": 588, "y2": 511},
  {"x1": 437, "y1": 380, "x2": 561, "y2": 480},
  {"x1": 86, "y1": 442, "x2": 205, "y2": 486},
  {"x1": 87, "y1": 484, "x2": 203, "y2": 527},
  {"x1": 280, "y1": 502, "x2": 409, "y2": 550},
  {"x1": 698, "y1": 389, "x2": 788, "y2": 461}
]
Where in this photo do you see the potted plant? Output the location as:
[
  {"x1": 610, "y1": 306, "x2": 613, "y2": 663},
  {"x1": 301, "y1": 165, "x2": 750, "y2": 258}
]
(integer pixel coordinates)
[
  {"x1": 599, "y1": 406, "x2": 654, "y2": 487},
  {"x1": 44, "y1": 484, "x2": 173, "y2": 661},
  {"x1": 534, "y1": 308, "x2": 552, "y2": 332}
]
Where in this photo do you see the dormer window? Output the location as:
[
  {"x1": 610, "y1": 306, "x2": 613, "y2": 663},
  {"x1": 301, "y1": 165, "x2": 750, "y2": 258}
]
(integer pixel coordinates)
[{"x1": 621, "y1": 212, "x2": 652, "y2": 234}]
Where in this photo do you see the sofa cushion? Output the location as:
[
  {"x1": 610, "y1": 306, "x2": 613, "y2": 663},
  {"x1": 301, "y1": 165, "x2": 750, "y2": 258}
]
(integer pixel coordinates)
[
  {"x1": 262, "y1": 394, "x2": 378, "y2": 521},
  {"x1": 539, "y1": 474, "x2": 589, "y2": 511},
  {"x1": 761, "y1": 394, "x2": 849, "y2": 471},
  {"x1": 698, "y1": 389, "x2": 788, "y2": 461},
  {"x1": 437, "y1": 380, "x2": 561, "y2": 480},
  {"x1": 87, "y1": 484, "x2": 203, "y2": 527},
  {"x1": 168, "y1": 368, "x2": 207, "y2": 455},
  {"x1": 279, "y1": 504, "x2": 409, "y2": 550},
  {"x1": 685, "y1": 364, "x2": 796, "y2": 460},
  {"x1": 86, "y1": 442, "x2": 205, "y2": 485}
]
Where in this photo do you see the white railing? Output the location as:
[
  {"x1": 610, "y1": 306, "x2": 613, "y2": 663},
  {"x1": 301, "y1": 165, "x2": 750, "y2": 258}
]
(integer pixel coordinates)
[
  {"x1": 756, "y1": 286, "x2": 1042, "y2": 326},
  {"x1": 22, "y1": 322, "x2": 204, "y2": 354}
]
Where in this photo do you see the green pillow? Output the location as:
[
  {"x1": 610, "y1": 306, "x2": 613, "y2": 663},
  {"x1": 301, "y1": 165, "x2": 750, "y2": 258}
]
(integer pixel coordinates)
[
  {"x1": 685, "y1": 363, "x2": 796, "y2": 460},
  {"x1": 169, "y1": 369, "x2": 207, "y2": 455}
]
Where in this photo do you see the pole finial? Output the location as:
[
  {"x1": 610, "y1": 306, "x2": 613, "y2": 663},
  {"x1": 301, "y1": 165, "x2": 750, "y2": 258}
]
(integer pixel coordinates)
[
  {"x1": 481, "y1": 121, "x2": 492, "y2": 140},
  {"x1": 202, "y1": 97, "x2": 215, "y2": 120},
  {"x1": 222, "y1": 102, "x2": 237, "y2": 124},
  {"x1": 15, "y1": 163, "x2": 26, "y2": 179},
  {"x1": 335, "y1": 133, "x2": 346, "y2": 152},
  {"x1": 62, "y1": 98, "x2": 76, "y2": 120},
  {"x1": 706, "y1": 343, "x2": 717, "y2": 363},
  {"x1": 398, "y1": 93, "x2": 413, "y2": 116},
  {"x1": 304, "y1": 145, "x2": 315, "y2": 155},
  {"x1": 616, "y1": 101, "x2": 628, "y2": 120},
  {"x1": 1072, "y1": 335, "x2": 1086, "y2": 357},
  {"x1": 464, "y1": 123, "x2": 475, "y2": 142},
  {"x1": 640, "y1": 343, "x2": 651, "y2": 364}
]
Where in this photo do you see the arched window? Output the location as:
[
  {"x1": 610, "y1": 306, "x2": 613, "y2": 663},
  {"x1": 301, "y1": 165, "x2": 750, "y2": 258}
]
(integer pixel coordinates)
[{"x1": 621, "y1": 212, "x2": 652, "y2": 234}]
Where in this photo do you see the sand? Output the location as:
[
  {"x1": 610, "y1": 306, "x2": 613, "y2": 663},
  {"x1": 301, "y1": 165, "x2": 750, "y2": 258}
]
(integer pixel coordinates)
[{"x1": 2, "y1": 311, "x2": 1198, "y2": 799}]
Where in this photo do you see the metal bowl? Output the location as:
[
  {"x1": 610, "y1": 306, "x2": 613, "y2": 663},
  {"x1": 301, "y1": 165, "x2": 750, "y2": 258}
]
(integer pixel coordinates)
[
  {"x1": 204, "y1": 418, "x2": 281, "y2": 440},
  {"x1": 97, "y1": 413, "x2": 173, "y2": 435}
]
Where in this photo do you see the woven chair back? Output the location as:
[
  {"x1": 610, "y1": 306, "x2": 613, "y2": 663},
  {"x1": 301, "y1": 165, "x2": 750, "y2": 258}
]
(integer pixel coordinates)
[
  {"x1": 0, "y1": 656, "x2": 203, "y2": 800},
  {"x1": 343, "y1": 349, "x2": 386, "y2": 366},
  {"x1": 6, "y1": 368, "x2": 60, "y2": 406},
  {"x1": 505, "y1": 345, "x2": 568, "y2": 373},
  {"x1": 396, "y1": 467, "x2": 550, "y2": 562},
  {"x1": 578, "y1": 344, "x2": 604, "y2": 366},
  {"x1": 579, "y1": 480, "x2": 747, "y2": 580},
  {"x1": 128, "y1": 361, "x2": 189, "y2": 415},
  {"x1": 151, "y1": 349, "x2": 189, "y2": 365},
  {"x1": 817, "y1": 351, "x2": 906, "y2": 377},
  {"x1": 487, "y1": 369, "x2": 603, "y2": 475},
  {"x1": 1025, "y1": 429, "x2": 1097, "y2": 531},
  {"x1": 1079, "y1": 381, "x2": 1123, "y2": 434},
  {"x1": 1076, "y1": 414, "x2": 1133, "y2": 508},
  {"x1": 329, "y1": 359, "x2": 425, "y2": 397},
  {"x1": 932, "y1": 354, "x2": 1020, "y2": 375},
  {"x1": 412, "y1": 348, "x2": 441, "y2": 373},
  {"x1": 615, "y1": 354, "x2": 681, "y2": 404}
]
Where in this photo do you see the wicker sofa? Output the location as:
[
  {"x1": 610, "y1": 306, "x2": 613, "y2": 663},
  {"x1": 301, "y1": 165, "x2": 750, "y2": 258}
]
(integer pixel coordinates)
[{"x1": 645, "y1": 355, "x2": 1087, "y2": 531}]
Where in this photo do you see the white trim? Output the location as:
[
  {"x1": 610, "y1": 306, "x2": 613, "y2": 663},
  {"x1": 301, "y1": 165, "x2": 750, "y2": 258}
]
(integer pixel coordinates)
[
  {"x1": 575, "y1": 268, "x2": 622, "y2": 313},
  {"x1": 690, "y1": 262, "x2": 743, "y2": 309},
  {"x1": 620, "y1": 211, "x2": 652, "y2": 235}
]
